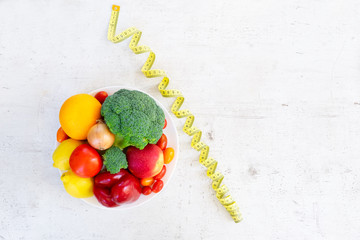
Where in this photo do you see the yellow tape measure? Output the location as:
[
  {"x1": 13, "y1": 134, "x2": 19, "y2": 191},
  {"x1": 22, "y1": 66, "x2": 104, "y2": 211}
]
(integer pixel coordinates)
[{"x1": 108, "y1": 5, "x2": 242, "y2": 223}]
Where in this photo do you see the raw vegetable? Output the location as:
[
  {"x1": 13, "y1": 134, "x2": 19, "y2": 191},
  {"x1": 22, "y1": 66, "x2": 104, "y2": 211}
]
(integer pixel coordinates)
[
  {"x1": 142, "y1": 186, "x2": 152, "y2": 195},
  {"x1": 69, "y1": 144, "x2": 103, "y2": 178},
  {"x1": 163, "y1": 147, "x2": 175, "y2": 164},
  {"x1": 111, "y1": 174, "x2": 142, "y2": 204},
  {"x1": 154, "y1": 165, "x2": 166, "y2": 180},
  {"x1": 94, "y1": 170, "x2": 127, "y2": 187},
  {"x1": 93, "y1": 186, "x2": 117, "y2": 207},
  {"x1": 61, "y1": 170, "x2": 94, "y2": 198},
  {"x1": 163, "y1": 119, "x2": 167, "y2": 129},
  {"x1": 101, "y1": 89, "x2": 165, "y2": 150},
  {"x1": 87, "y1": 120, "x2": 115, "y2": 150},
  {"x1": 156, "y1": 133, "x2": 167, "y2": 150},
  {"x1": 56, "y1": 127, "x2": 69, "y2": 143},
  {"x1": 102, "y1": 146, "x2": 128, "y2": 174},
  {"x1": 94, "y1": 91, "x2": 108, "y2": 104},
  {"x1": 140, "y1": 177, "x2": 154, "y2": 186},
  {"x1": 52, "y1": 139, "x2": 84, "y2": 170},
  {"x1": 152, "y1": 180, "x2": 164, "y2": 193},
  {"x1": 93, "y1": 170, "x2": 141, "y2": 207}
]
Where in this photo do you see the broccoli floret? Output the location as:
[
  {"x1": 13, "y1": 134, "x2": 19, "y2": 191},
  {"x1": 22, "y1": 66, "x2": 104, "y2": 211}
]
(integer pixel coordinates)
[
  {"x1": 101, "y1": 89, "x2": 165, "y2": 150},
  {"x1": 102, "y1": 146, "x2": 128, "y2": 174}
]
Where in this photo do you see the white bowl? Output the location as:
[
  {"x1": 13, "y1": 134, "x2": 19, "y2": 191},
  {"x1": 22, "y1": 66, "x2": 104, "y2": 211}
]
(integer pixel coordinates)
[{"x1": 57, "y1": 86, "x2": 179, "y2": 210}]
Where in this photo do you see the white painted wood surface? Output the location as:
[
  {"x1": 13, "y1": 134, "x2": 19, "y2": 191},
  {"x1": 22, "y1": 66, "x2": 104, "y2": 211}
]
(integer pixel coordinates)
[{"x1": 1, "y1": 0, "x2": 360, "y2": 239}]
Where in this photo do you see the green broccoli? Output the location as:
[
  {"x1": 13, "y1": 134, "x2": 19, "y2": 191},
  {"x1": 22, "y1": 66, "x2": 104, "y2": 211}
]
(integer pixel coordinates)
[
  {"x1": 102, "y1": 146, "x2": 128, "y2": 174},
  {"x1": 101, "y1": 89, "x2": 165, "y2": 150}
]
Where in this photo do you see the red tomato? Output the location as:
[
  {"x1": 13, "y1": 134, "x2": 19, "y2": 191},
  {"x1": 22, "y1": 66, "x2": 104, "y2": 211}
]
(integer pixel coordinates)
[
  {"x1": 140, "y1": 177, "x2": 154, "y2": 186},
  {"x1": 154, "y1": 165, "x2": 166, "y2": 180},
  {"x1": 56, "y1": 127, "x2": 69, "y2": 143},
  {"x1": 156, "y1": 134, "x2": 167, "y2": 151},
  {"x1": 94, "y1": 91, "x2": 108, "y2": 104},
  {"x1": 163, "y1": 119, "x2": 167, "y2": 129},
  {"x1": 142, "y1": 186, "x2": 152, "y2": 195},
  {"x1": 163, "y1": 148, "x2": 175, "y2": 164},
  {"x1": 152, "y1": 180, "x2": 164, "y2": 193},
  {"x1": 69, "y1": 144, "x2": 103, "y2": 178}
]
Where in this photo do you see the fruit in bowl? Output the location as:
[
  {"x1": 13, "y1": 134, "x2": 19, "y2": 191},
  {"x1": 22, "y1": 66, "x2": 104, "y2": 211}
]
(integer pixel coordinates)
[
  {"x1": 127, "y1": 144, "x2": 164, "y2": 178},
  {"x1": 52, "y1": 86, "x2": 178, "y2": 209}
]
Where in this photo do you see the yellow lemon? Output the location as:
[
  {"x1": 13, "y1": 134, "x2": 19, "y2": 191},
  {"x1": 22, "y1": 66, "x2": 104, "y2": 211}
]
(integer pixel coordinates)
[
  {"x1": 59, "y1": 94, "x2": 101, "y2": 140},
  {"x1": 52, "y1": 139, "x2": 84, "y2": 170},
  {"x1": 61, "y1": 170, "x2": 94, "y2": 198}
]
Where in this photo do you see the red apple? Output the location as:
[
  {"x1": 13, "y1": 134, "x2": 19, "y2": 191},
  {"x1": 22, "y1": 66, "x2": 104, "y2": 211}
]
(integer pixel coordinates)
[{"x1": 126, "y1": 144, "x2": 164, "y2": 178}]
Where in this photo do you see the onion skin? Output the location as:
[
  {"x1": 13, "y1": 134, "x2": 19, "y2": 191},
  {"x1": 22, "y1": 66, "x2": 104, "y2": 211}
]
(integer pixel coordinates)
[{"x1": 87, "y1": 120, "x2": 115, "y2": 150}]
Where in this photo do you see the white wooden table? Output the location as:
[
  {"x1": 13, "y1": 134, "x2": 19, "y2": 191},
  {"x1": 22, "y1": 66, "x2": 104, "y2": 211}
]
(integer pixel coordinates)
[{"x1": 1, "y1": 0, "x2": 360, "y2": 239}]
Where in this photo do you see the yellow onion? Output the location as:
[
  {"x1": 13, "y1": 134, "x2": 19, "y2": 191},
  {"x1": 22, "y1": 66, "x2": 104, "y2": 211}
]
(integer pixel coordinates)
[{"x1": 87, "y1": 120, "x2": 115, "y2": 150}]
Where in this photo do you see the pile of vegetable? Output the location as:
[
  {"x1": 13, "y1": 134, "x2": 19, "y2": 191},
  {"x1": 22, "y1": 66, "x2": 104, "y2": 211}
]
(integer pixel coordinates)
[{"x1": 52, "y1": 89, "x2": 175, "y2": 207}]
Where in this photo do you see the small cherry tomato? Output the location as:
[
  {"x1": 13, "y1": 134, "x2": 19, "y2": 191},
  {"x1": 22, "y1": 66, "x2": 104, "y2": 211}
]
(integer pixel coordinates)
[
  {"x1": 140, "y1": 177, "x2": 154, "y2": 186},
  {"x1": 152, "y1": 180, "x2": 164, "y2": 193},
  {"x1": 156, "y1": 134, "x2": 167, "y2": 150},
  {"x1": 163, "y1": 147, "x2": 175, "y2": 164},
  {"x1": 154, "y1": 165, "x2": 166, "y2": 180},
  {"x1": 94, "y1": 91, "x2": 108, "y2": 104},
  {"x1": 142, "y1": 186, "x2": 152, "y2": 195},
  {"x1": 56, "y1": 127, "x2": 69, "y2": 143},
  {"x1": 163, "y1": 119, "x2": 167, "y2": 129}
]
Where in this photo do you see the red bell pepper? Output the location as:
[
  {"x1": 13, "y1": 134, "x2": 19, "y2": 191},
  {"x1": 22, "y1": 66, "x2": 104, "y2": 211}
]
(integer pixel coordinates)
[
  {"x1": 93, "y1": 169, "x2": 141, "y2": 207},
  {"x1": 94, "y1": 171, "x2": 127, "y2": 188},
  {"x1": 93, "y1": 186, "x2": 118, "y2": 208}
]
